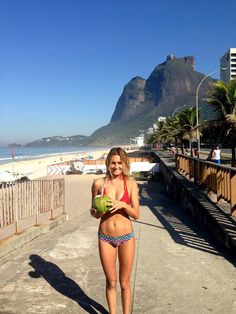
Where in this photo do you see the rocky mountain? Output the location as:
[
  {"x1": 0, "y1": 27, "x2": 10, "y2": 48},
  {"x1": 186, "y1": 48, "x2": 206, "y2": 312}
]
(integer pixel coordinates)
[
  {"x1": 111, "y1": 76, "x2": 146, "y2": 122},
  {"x1": 87, "y1": 55, "x2": 215, "y2": 145},
  {"x1": 22, "y1": 55, "x2": 216, "y2": 147}
]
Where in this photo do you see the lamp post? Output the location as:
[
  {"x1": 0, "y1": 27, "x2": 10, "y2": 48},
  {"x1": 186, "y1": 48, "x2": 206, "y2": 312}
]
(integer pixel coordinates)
[
  {"x1": 195, "y1": 70, "x2": 218, "y2": 153},
  {"x1": 171, "y1": 104, "x2": 187, "y2": 116},
  {"x1": 196, "y1": 68, "x2": 227, "y2": 153}
]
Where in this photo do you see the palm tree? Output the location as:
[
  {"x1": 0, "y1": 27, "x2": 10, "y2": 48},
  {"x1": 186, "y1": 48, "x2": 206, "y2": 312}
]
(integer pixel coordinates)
[
  {"x1": 147, "y1": 117, "x2": 174, "y2": 148},
  {"x1": 178, "y1": 107, "x2": 198, "y2": 156},
  {"x1": 205, "y1": 80, "x2": 236, "y2": 166},
  {"x1": 148, "y1": 110, "x2": 197, "y2": 155},
  {"x1": 165, "y1": 115, "x2": 187, "y2": 153},
  {"x1": 158, "y1": 116, "x2": 180, "y2": 145}
]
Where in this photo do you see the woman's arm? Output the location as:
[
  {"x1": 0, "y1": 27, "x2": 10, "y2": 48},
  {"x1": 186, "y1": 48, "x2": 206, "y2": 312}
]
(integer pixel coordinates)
[{"x1": 110, "y1": 178, "x2": 140, "y2": 220}]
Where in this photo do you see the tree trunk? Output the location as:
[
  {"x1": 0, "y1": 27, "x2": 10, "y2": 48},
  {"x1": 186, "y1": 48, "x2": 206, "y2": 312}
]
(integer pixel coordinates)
[
  {"x1": 190, "y1": 139, "x2": 193, "y2": 157},
  {"x1": 175, "y1": 138, "x2": 179, "y2": 154},
  {"x1": 181, "y1": 139, "x2": 184, "y2": 154},
  {"x1": 231, "y1": 145, "x2": 236, "y2": 167}
]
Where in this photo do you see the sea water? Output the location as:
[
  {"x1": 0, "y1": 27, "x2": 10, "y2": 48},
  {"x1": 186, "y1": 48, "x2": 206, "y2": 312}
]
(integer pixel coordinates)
[{"x1": 0, "y1": 146, "x2": 109, "y2": 165}]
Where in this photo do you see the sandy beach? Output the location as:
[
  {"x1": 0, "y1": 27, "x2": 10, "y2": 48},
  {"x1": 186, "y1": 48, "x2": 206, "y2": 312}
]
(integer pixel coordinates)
[{"x1": 0, "y1": 148, "x2": 111, "y2": 180}]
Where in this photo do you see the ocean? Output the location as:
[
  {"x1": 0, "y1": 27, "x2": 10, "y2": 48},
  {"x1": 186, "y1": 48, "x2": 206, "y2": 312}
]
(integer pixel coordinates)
[{"x1": 0, "y1": 146, "x2": 109, "y2": 165}]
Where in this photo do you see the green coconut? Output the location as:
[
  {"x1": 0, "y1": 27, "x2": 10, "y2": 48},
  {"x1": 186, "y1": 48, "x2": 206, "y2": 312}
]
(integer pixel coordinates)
[{"x1": 93, "y1": 195, "x2": 111, "y2": 213}]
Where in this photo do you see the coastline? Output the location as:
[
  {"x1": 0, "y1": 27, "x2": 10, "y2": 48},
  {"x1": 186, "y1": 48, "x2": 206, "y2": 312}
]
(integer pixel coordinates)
[
  {"x1": 0, "y1": 148, "x2": 110, "y2": 180},
  {"x1": 0, "y1": 146, "x2": 111, "y2": 165}
]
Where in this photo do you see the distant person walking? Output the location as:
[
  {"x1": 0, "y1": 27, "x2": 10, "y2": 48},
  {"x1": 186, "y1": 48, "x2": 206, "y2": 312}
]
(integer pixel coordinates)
[{"x1": 212, "y1": 145, "x2": 221, "y2": 164}]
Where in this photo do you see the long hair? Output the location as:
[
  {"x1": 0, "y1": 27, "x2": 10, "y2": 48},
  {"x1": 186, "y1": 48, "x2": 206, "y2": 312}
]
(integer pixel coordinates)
[{"x1": 105, "y1": 147, "x2": 130, "y2": 179}]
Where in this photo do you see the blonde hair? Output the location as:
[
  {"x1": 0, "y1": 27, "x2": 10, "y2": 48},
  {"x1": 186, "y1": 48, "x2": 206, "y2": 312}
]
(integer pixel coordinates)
[{"x1": 105, "y1": 147, "x2": 130, "y2": 179}]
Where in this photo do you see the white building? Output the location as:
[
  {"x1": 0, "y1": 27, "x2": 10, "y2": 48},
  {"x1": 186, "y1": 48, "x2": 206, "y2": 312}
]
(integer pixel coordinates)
[
  {"x1": 130, "y1": 135, "x2": 144, "y2": 146},
  {"x1": 157, "y1": 116, "x2": 166, "y2": 122},
  {"x1": 220, "y1": 48, "x2": 236, "y2": 83},
  {"x1": 133, "y1": 136, "x2": 143, "y2": 146}
]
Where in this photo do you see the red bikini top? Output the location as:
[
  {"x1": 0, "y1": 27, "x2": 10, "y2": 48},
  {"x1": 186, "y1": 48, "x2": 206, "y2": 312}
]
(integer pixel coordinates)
[{"x1": 103, "y1": 177, "x2": 130, "y2": 205}]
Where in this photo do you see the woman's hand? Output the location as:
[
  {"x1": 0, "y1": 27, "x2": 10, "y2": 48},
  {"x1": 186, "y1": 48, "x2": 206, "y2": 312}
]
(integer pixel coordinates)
[
  {"x1": 90, "y1": 207, "x2": 104, "y2": 219},
  {"x1": 110, "y1": 200, "x2": 127, "y2": 213}
]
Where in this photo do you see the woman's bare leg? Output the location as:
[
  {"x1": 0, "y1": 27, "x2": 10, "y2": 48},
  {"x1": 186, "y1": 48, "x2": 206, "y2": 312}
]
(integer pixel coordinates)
[
  {"x1": 99, "y1": 240, "x2": 117, "y2": 314},
  {"x1": 118, "y1": 238, "x2": 135, "y2": 314}
]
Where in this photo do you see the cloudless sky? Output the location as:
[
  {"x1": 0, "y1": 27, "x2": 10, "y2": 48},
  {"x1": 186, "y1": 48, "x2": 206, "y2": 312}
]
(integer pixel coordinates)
[{"x1": 0, "y1": 0, "x2": 235, "y2": 145}]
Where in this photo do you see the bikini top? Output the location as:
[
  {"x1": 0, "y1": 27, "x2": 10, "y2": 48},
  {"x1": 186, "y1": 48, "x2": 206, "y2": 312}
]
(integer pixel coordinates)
[{"x1": 102, "y1": 177, "x2": 130, "y2": 205}]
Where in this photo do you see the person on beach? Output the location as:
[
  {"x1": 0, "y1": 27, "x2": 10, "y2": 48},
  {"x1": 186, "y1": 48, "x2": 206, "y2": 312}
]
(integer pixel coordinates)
[{"x1": 90, "y1": 147, "x2": 140, "y2": 314}]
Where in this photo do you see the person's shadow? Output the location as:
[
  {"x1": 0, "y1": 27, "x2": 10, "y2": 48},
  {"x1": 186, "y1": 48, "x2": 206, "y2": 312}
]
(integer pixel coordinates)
[{"x1": 28, "y1": 254, "x2": 108, "y2": 314}]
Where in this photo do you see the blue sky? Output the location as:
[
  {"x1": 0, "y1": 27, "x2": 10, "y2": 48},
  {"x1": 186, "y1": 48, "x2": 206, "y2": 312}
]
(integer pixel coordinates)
[{"x1": 0, "y1": 0, "x2": 235, "y2": 145}]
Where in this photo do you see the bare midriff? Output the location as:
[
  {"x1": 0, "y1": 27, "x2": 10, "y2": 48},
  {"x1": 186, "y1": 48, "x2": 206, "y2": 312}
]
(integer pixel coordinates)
[{"x1": 99, "y1": 209, "x2": 133, "y2": 237}]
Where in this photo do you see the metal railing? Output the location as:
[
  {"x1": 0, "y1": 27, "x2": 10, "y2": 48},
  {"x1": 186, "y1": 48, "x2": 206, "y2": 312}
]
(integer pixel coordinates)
[
  {"x1": 0, "y1": 178, "x2": 65, "y2": 237},
  {"x1": 176, "y1": 154, "x2": 236, "y2": 216}
]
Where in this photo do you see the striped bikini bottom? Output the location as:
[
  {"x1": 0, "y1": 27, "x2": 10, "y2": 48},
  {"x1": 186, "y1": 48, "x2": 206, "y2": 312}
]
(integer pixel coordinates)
[{"x1": 98, "y1": 231, "x2": 134, "y2": 248}]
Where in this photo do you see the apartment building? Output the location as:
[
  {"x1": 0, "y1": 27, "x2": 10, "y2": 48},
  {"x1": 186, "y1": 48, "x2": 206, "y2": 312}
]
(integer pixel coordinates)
[{"x1": 220, "y1": 48, "x2": 236, "y2": 83}]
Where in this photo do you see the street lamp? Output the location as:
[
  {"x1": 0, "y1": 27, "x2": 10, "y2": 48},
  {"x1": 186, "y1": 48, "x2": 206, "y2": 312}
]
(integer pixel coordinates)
[
  {"x1": 171, "y1": 104, "x2": 187, "y2": 116},
  {"x1": 195, "y1": 68, "x2": 227, "y2": 153}
]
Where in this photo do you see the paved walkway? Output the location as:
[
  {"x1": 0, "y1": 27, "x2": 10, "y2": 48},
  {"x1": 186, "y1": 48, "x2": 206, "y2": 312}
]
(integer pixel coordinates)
[{"x1": 0, "y1": 176, "x2": 236, "y2": 313}]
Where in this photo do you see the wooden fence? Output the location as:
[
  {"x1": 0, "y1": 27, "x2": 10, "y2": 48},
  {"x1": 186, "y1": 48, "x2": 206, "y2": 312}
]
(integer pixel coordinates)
[
  {"x1": 176, "y1": 154, "x2": 236, "y2": 216},
  {"x1": 0, "y1": 178, "x2": 65, "y2": 238}
]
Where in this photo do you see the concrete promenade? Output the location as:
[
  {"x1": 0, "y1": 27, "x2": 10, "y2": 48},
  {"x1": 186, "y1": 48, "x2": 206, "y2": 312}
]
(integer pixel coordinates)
[{"x1": 0, "y1": 175, "x2": 236, "y2": 313}]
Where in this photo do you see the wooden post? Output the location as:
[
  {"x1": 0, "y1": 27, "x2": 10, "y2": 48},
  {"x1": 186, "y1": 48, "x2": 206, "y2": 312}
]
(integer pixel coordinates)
[
  {"x1": 35, "y1": 181, "x2": 40, "y2": 226},
  {"x1": 15, "y1": 184, "x2": 19, "y2": 235},
  {"x1": 62, "y1": 178, "x2": 66, "y2": 214},
  {"x1": 230, "y1": 173, "x2": 236, "y2": 216}
]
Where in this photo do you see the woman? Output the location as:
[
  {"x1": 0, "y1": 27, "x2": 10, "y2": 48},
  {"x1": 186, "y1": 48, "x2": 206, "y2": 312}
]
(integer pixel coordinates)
[
  {"x1": 90, "y1": 147, "x2": 140, "y2": 314},
  {"x1": 212, "y1": 145, "x2": 221, "y2": 164}
]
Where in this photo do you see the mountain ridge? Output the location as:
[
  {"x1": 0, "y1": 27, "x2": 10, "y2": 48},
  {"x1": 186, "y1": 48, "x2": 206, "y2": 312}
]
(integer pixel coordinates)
[
  {"x1": 11, "y1": 55, "x2": 216, "y2": 147},
  {"x1": 87, "y1": 55, "x2": 215, "y2": 145}
]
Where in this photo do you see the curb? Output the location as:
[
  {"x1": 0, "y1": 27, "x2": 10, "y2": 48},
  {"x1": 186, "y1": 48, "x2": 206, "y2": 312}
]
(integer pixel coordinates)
[{"x1": 0, "y1": 213, "x2": 68, "y2": 259}]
